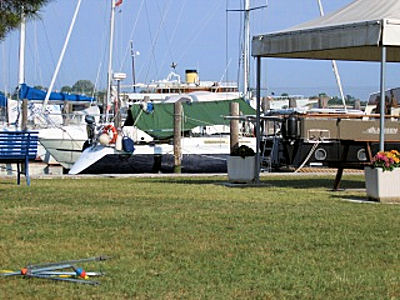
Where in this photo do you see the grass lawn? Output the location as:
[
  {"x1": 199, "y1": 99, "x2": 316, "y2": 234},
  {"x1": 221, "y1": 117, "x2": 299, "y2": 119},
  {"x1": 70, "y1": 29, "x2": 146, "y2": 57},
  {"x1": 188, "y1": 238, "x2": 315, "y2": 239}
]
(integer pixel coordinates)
[{"x1": 0, "y1": 175, "x2": 399, "y2": 299}]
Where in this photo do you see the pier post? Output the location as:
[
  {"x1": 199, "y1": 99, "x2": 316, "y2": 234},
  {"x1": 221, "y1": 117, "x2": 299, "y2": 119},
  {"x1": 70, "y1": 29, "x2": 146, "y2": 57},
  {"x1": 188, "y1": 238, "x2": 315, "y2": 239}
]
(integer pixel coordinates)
[
  {"x1": 21, "y1": 99, "x2": 28, "y2": 130},
  {"x1": 230, "y1": 102, "x2": 239, "y2": 153},
  {"x1": 289, "y1": 98, "x2": 297, "y2": 108},
  {"x1": 63, "y1": 101, "x2": 71, "y2": 125},
  {"x1": 174, "y1": 101, "x2": 182, "y2": 173}
]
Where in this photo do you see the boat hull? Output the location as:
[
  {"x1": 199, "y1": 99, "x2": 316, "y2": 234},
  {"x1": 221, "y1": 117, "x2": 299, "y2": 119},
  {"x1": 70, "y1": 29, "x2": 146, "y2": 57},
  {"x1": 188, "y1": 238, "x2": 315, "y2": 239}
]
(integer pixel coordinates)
[
  {"x1": 38, "y1": 126, "x2": 87, "y2": 169},
  {"x1": 78, "y1": 153, "x2": 228, "y2": 174},
  {"x1": 69, "y1": 136, "x2": 255, "y2": 174}
]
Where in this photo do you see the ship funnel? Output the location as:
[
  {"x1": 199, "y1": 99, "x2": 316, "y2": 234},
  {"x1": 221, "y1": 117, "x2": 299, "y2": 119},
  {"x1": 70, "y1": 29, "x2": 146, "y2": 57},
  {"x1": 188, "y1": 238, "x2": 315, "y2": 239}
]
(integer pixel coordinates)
[{"x1": 185, "y1": 70, "x2": 198, "y2": 84}]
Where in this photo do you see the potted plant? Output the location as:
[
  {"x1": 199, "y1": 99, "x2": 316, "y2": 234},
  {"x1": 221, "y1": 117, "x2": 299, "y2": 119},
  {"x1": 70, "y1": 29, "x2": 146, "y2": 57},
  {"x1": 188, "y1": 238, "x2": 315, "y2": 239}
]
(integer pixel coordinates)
[
  {"x1": 227, "y1": 145, "x2": 256, "y2": 183},
  {"x1": 365, "y1": 150, "x2": 400, "y2": 203}
]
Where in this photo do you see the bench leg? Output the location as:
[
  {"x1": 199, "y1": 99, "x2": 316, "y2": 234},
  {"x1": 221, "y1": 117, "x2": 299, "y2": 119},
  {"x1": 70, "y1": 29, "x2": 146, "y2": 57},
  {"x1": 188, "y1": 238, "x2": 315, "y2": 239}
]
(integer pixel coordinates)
[
  {"x1": 25, "y1": 156, "x2": 30, "y2": 186},
  {"x1": 17, "y1": 163, "x2": 21, "y2": 185}
]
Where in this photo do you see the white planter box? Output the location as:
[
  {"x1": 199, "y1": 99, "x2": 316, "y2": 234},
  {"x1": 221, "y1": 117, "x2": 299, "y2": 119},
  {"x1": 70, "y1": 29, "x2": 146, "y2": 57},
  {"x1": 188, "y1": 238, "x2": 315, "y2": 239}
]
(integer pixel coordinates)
[
  {"x1": 227, "y1": 156, "x2": 255, "y2": 183},
  {"x1": 365, "y1": 167, "x2": 400, "y2": 203}
]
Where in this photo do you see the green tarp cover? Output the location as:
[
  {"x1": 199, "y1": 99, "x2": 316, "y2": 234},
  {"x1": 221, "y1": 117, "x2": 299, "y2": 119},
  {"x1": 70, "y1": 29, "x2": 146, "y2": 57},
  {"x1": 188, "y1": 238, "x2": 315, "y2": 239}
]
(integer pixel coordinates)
[{"x1": 130, "y1": 98, "x2": 255, "y2": 139}]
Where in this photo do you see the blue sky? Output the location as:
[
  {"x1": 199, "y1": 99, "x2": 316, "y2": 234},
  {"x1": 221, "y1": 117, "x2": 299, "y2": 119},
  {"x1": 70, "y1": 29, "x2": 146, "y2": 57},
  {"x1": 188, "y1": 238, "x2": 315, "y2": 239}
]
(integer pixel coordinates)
[{"x1": 1, "y1": 0, "x2": 400, "y2": 100}]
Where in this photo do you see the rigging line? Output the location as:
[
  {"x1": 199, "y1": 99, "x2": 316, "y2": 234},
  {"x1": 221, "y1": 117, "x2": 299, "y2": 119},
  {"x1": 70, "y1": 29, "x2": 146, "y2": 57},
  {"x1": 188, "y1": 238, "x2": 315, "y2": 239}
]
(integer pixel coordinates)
[
  {"x1": 39, "y1": 19, "x2": 57, "y2": 83},
  {"x1": 181, "y1": 115, "x2": 221, "y2": 127},
  {"x1": 118, "y1": 0, "x2": 145, "y2": 72},
  {"x1": 116, "y1": 2, "x2": 124, "y2": 72},
  {"x1": 92, "y1": 1, "x2": 109, "y2": 99},
  {"x1": 143, "y1": 0, "x2": 172, "y2": 83},
  {"x1": 33, "y1": 22, "x2": 44, "y2": 87},
  {"x1": 138, "y1": 0, "x2": 156, "y2": 83},
  {"x1": 176, "y1": 0, "x2": 224, "y2": 64},
  {"x1": 154, "y1": 0, "x2": 187, "y2": 79}
]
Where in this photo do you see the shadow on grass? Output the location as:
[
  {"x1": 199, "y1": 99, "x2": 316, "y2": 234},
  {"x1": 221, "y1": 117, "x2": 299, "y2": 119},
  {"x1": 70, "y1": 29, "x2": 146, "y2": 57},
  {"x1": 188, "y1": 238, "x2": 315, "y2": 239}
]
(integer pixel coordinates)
[
  {"x1": 260, "y1": 178, "x2": 365, "y2": 189},
  {"x1": 145, "y1": 177, "x2": 365, "y2": 190},
  {"x1": 0, "y1": 181, "x2": 19, "y2": 186}
]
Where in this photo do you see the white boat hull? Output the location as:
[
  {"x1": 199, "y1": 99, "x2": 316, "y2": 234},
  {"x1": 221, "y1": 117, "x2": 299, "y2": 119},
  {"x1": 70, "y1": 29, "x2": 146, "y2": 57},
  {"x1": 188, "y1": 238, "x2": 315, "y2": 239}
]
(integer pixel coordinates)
[{"x1": 39, "y1": 126, "x2": 87, "y2": 169}]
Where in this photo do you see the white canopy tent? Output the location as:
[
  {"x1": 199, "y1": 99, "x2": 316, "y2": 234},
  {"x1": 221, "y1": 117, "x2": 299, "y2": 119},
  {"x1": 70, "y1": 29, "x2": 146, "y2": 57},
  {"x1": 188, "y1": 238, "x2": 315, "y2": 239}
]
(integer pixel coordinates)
[{"x1": 251, "y1": 0, "x2": 400, "y2": 182}]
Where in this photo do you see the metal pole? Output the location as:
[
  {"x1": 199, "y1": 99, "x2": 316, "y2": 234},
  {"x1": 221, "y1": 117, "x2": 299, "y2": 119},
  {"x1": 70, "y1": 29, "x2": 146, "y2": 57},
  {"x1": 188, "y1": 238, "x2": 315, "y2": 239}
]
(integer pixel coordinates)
[
  {"x1": 42, "y1": 0, "x2": 82, "y2": 112},
  {"x1": 243, "y1": 0, "x2": 250, "y2": 99},
  {"x1": 27, "y1": 255, "x2": 110, "y2": 269},
  {"x1": 379, "y1": 46, "x2": 387, "y2": 151},
  {"x1": 114, "y1": 80, "x2": 121, "y2": 128},
  {"x1": 18, "y1": 8, "x2": 26, "y2": 86},
  {"x1": 317, "y1": 0, "x2": 347, "y2": 112},
  {"x1": 106, "y1": 0, "x2": 116, "y2": 122},
  {"x1": 17, "y1": 7, "x2": 26, "y2": 128},
  {"x1": 254, "y1": 56, "x2": 261, "y2": 183}
]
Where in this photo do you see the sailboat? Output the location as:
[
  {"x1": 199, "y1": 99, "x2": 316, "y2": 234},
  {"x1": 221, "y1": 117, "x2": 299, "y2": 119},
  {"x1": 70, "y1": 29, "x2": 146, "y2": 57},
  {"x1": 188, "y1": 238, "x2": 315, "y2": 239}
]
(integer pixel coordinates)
[{"x1": 1, "y1": 1, "x2": 102, "y2": 170}]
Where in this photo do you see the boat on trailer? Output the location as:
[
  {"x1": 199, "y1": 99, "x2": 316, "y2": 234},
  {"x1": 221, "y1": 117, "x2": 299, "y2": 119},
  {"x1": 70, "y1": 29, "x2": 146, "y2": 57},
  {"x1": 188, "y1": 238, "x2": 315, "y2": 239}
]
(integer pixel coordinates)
[{"x1": 259, "y1": 105, "x2": 400, "y2": 171}]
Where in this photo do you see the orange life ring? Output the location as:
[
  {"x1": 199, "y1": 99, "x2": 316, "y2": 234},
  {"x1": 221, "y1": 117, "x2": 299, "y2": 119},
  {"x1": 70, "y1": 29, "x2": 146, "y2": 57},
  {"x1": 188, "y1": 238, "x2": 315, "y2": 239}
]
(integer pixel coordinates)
[{"x1": 103, "y1": 125, "x2": 118, "y2": 144}]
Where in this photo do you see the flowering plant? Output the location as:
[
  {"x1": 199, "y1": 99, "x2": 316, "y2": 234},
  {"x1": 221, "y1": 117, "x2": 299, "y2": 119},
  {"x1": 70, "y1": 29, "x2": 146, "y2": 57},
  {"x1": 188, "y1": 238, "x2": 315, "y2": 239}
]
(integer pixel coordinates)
[{"x1": 372, "y1": 150, "x2": 400, "y2": 171}]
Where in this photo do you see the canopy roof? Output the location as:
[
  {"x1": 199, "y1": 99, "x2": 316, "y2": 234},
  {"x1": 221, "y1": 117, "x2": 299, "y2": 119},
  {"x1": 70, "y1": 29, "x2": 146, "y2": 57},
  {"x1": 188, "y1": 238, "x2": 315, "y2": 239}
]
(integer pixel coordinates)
[{"x1": 252, "y1": 0, "x2": 400, "y2": 61}]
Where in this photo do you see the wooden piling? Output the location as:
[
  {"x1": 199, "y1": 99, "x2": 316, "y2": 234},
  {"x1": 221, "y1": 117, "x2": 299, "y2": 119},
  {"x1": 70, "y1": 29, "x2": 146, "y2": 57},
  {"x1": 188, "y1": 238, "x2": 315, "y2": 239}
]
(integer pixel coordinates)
[
  {"x1": 63, "y1": 101, "x2": 72, "y2": 125},
  {"x1": 289, "y1": 98, "x2": 297, "y2": 108},
  {"x1": 174, "y1": 101, "x2": 182, "y2": 173},
  {"x1": 318, "y1": 95, "x2": 329, "y2": 108},
  {"x1": 230, "y1": 102, "x2": 239, "y2": 153},
  {"x1": 21, "y1": 99, "x2": 28, "y2": 130},
  {"x1": 354, "y1": 99, "x2": 361, "y2": 110},
  {"x1": 261, "y1": 97, "x2": 271, "y2": 136},
  {"x1": 261, "y1": 97, "x2": 270, "y2": 112}
]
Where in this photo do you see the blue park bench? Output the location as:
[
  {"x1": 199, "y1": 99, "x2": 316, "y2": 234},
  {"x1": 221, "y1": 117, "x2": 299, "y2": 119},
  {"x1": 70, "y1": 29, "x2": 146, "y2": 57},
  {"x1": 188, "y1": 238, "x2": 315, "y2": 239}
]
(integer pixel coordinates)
[{"x1": 0, "y1": 131, "x2": 38, "y2": 186}]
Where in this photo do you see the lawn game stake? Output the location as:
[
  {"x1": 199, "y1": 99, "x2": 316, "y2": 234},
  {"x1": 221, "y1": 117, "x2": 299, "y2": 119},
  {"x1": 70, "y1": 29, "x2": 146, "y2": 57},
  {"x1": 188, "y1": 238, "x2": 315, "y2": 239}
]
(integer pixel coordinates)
[{"x1": 0, "y1": 255, "x2": 110, "y2": 285}]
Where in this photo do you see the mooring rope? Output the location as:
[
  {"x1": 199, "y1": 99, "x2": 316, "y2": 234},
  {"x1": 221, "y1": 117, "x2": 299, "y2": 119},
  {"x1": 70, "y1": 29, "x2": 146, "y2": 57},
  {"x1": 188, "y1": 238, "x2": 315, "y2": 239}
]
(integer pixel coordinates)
[{"x1": 294, "y1": 140, "x2": 321, "y2": 173}]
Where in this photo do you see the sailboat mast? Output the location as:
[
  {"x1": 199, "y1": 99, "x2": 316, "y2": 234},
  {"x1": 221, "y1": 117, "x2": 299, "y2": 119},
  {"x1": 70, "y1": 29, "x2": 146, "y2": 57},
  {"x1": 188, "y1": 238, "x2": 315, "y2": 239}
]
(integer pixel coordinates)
[
  {"x1": 317, "y1": 0, "x2": 347, "y2": 111},
  {"x1": 18, "y1": 8, "x2": 26, "y2": 86},
  {"x1": 106, "y1": 0, "x2": 116, "y2": 122},
  {"x1": 42, "y1": 0, "x2": 82, "y2": 112},
  {"x1": 243, "y1": 0, "x2": 250, "y2": 99},
  {"x1": 16, "y1": 7, "x2": 26, "y2": 127}
]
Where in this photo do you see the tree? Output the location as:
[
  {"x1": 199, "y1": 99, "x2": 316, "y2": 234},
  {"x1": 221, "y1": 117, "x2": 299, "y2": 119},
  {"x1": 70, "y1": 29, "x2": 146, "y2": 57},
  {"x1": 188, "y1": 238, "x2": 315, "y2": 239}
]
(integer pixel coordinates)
[
  {"x1": 33, "y1": 85, "x2": 46, "y2": 91},
  {"x1": 61, "y1": 85, "x2": 72, "y2": 93},
  {"x1": 0, "y1": 1, "x2": 50, "y2": 40},
  {"x1": 72, "y1": 80, "x2": 95, "y2": 95}
]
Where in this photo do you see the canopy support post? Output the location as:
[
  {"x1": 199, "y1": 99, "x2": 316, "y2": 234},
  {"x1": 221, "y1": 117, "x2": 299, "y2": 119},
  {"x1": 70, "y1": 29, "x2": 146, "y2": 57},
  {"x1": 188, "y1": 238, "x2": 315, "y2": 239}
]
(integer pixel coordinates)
[
  {"x1": 379, "y1": 46, "x2": 386, "y2": 152},
  {"x1": 254, "y1": 56, "x2": 261, "y2": 183}
]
